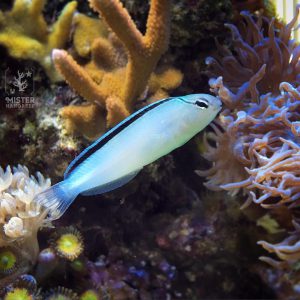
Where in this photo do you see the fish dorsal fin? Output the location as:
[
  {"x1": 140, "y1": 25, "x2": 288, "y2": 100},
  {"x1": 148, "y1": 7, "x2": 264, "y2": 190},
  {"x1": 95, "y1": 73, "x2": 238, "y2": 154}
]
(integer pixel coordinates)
[
  {"x1": 80, "y1": 169, "x2": 141, "y2": 196},
  {"x1": 64, "y1": 98, "x2": 172, "y2": 179}
]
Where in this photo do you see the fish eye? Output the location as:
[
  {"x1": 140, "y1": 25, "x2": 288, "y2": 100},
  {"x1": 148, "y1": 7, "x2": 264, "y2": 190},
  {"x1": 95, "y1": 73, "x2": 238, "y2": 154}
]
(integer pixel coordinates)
[{"x1": 195, "y1": 99, "x2": 209, "y2": 109}]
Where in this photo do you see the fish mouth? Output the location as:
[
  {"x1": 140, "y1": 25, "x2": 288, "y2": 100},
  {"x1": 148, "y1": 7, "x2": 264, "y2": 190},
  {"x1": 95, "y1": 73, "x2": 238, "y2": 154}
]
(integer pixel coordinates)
[{"x1": 212, "y1": 97, "x2": 222, "y2": 112}]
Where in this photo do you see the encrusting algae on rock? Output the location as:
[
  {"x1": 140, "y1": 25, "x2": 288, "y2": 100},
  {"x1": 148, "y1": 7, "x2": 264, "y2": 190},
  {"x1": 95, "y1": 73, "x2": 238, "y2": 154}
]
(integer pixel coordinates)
[
  {"x1": 53, "y1": 0, "x2": 183, "y2": 139},
  {"x1": 0, "y1": 0, "x2": 77, "y2": 81}
]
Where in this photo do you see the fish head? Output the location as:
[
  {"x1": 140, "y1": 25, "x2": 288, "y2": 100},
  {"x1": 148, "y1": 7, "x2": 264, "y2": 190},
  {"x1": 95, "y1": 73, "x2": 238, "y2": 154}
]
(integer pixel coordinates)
[
  {"x1": 178, "y1": 93, "x2": 222, "y2": 113},
  {"x1": 176, "y1": 93, "x2": 222, "y2": 132}
]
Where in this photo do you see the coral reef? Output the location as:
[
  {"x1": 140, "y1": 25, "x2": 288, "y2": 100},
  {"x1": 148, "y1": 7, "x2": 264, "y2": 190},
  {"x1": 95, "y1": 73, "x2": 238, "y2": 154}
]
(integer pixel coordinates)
[
  {"x1": 198, "y1": 6, "x2": 300, "y2": 269},
  {"x1": 0, "y1": 154, "x2": 273, "y2": 299},
  {"x1": 0, "y1": 0, "x2": 77, "y2": 81},
  {"x1": 53, "y1": 0, "x2": 183, "y2": 139},
  {"x1": 0, "y1": 0, "x2": 294, "y2": 298}
]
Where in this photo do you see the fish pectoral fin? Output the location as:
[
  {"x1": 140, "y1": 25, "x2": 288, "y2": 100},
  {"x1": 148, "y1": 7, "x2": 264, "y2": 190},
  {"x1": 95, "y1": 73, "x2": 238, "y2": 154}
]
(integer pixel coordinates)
[{"x1": 80, "y1": 169, "x2": 142, "y2": 196}]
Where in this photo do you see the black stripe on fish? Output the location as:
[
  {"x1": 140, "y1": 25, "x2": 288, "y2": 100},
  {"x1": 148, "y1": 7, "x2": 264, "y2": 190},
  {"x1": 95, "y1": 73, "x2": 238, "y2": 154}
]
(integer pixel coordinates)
[{"x1": 64, "y1": 97, "x2": 173, "y2": 178}]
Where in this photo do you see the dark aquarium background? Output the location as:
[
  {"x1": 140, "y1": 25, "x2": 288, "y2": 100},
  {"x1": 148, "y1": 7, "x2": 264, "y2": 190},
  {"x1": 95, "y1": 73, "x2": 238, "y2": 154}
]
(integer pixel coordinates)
[{"x1": 0, "y1": 0, "x2": 299, "y2": 299}]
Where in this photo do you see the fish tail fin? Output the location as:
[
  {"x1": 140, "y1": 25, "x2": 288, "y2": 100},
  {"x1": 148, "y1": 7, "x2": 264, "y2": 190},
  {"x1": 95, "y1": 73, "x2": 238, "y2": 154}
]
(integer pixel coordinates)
[{"x1": 34, "y1": 180, "x2": 78, "y2": 220}]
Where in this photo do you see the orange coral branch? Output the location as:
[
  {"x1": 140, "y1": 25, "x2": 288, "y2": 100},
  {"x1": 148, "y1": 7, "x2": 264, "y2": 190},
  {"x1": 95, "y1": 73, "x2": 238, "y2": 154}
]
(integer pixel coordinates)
[
  {"x1": 60, "y1": 103, "x2": 106, "y2": 140},
  {"x1": 145, "y1": 0, "x2": 171, "y2": 53},
  {"x1": 53, "y1": 49, "x2": 106, "y2": 107},
  {"x1": 89, "y1": 0, "x2": 143, "y2": 53},
  {"x1": 53, "y1": 0, "x2": 182, "y2": 139},
  {"x1": 89, "y1": 0, "x2": 171, "y2": 107}
]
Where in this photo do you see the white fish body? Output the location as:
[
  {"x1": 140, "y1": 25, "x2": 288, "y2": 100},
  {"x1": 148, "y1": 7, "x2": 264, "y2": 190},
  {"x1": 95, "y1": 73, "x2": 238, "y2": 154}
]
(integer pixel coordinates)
[{"x1": 34, "y1": 94, "x2": 222, "y2": 219}]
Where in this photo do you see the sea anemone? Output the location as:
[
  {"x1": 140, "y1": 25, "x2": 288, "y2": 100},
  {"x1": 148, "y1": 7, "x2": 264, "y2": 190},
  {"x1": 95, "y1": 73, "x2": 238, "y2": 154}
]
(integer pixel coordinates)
[
  {"x1": 50, "y1": 227, "x2": 84, "y2": 261},
  {"x1": 199, "y1": 7, "x2": 300, "y2": 208},
  {"x1": 199, "y1": 79, "x2": 300, "y2": 208},
  {"x1": 0, "y1": 165, "x2": 51, "y2": 262},
  {"x1": 205, "y1": 6, "x2": 300, "y2": 96},
  {"x1": 198, "y1": 6, "x2": 300, "y2": 266},
  {"x1": 257, "y1": 220, "x2": 300, "y2": 268}
]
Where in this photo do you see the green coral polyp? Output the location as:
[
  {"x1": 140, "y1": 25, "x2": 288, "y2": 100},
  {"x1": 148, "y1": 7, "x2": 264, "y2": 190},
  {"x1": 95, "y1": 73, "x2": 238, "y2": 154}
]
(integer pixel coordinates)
[
  {"x1": 70, "y1": 258, "x2": 85, "y2": 272},
  {"x1": 57, "y1": 234, "x2": 81, "y2": 256},
  {"x1": 0, "y1": 248, "x2": 17, "y2": 274},
  {"x1": 4, "y1": 288, "x2": 32, "y2": 300},
  {"x1": 51, "y1": 227, "x2": 83, "y2": 261},
  {"x1": 80, "y1": 290, "x2": 99, "y2": 300}
]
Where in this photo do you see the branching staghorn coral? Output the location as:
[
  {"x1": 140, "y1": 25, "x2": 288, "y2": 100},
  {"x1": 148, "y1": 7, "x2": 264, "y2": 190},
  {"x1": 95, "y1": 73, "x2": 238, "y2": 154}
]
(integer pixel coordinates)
[
  {"x1": 0, "y1": 0, "x2": 77, "y2": 81},
  {"x1": 197, "y1": 8, "x2": 300, "y2": 265},
  {"x1": 0, "y1": 165, "x2": 50, "y2": 262},
  {"x1": 53, "y1": 0, "x2": 183, "y2": 139}
]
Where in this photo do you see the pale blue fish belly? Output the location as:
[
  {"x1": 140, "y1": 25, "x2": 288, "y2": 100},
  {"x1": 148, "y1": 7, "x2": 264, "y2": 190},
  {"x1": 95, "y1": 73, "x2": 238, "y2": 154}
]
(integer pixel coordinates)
[{"x1": 34, "y1": 94, "x2": 222, "y2": 220}]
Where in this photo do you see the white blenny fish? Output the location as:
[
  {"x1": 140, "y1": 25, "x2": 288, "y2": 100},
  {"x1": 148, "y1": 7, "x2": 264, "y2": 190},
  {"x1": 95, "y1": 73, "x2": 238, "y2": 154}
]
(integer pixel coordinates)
[{"x1": 34, "y1": 94, "x2": 222, "y2": 219}]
